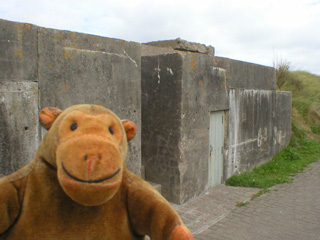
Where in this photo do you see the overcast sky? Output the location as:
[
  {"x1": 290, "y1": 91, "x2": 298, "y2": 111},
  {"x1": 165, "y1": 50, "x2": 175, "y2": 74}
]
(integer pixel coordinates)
[{"x1": 1, "y1": 0, "x2": 319, "y2": 75}]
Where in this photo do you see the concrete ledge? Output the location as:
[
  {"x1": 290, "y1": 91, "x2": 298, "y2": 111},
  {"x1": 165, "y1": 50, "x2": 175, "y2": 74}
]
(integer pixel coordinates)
[{"x1": 142, "y1": 44, "x2": 177, "y2": 56}]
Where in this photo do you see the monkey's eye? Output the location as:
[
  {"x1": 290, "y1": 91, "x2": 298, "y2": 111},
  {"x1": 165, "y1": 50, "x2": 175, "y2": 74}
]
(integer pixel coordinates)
[
  {"x1": 109, "y1": 127, "x2": 114, "y2": 135},
  {"x1": 70, "y1": 123, "x2": 78, "y2": 131}
]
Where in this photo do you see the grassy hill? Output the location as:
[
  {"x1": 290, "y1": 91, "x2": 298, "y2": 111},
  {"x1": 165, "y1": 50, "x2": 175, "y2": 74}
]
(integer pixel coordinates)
[
  {"x1": 226, "y1": 65, "x2": 320, "y2": 189},
  {"x1": 285, "y1": 71, "x2": 320, "y2": 139}
]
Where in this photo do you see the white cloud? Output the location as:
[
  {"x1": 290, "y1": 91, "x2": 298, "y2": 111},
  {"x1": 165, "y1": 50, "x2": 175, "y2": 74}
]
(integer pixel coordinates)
[{"x1": 0, "y1": 0, "x2": 319, "y2": 74}]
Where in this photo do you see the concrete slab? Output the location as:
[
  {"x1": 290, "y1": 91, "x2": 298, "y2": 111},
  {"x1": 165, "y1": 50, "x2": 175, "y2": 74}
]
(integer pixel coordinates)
[
  {"x1": 0, "y1": 19, "x2": 38, "y2": 81},
  {"x1": 215, "y1": 56, "x2": 276, "y2": 90},
  {"x1": 226, "y1": 89, "x2": 292, "y2": 177},
  {"x1": 0, "y1": 81, "x2": 39, "y2": 177},
  {"x1": 142, "y1": 53, "x2": 183, "y2": 203},
  {"x1": 38, "y1": 27, "x2": 142, "y2": 175}
]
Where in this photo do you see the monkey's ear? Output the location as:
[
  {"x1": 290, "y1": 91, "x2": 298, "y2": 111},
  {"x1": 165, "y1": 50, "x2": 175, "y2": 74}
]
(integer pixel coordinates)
[
  {"x1": 121, "y1": 120, "x2": 137, "y2": 142},
  {"x1": 39, "y1": 107, "x2": 63, "y2": 130}
]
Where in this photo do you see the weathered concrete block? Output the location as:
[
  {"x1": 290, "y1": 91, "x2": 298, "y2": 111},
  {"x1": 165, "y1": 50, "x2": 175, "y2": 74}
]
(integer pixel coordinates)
[
  {"x1": 226, "y1": 89, "x2": 292, "y2": 178},
  {"x1": 38, "y1": 27, "x2": 142, "y2": 176},
  {"x1": 0, "y1": 19, "x2": 38, "y2": 81},
  {"x1": 0, "y1": 82, "x2": 39, "y2": 177},
  {"x1": 215, "y1": 57, "x2": 276, "y2": 90},
  {"x1": 142, "y1": 52, "x2": 228, "y2": 203}
]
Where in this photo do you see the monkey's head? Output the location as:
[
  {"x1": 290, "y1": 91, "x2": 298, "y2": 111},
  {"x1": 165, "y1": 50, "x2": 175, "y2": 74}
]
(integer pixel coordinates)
[{"x1": 38, "y1": 104, "x2": 136, "y2": 206}]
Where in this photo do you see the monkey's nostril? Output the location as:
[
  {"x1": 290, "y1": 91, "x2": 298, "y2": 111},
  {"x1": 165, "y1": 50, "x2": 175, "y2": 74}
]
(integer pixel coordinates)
[{"x1": 84, "y1": 155, "x2": 88, "y2": 161}]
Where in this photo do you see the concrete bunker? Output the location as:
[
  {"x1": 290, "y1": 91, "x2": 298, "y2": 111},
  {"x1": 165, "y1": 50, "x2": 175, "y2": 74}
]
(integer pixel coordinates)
[
  {"x1": 142, "y1": 39, "x2": 292, "y2": 204},
  {"x1": 1, "y1": 19, "x2": 292, "y2": 205}
]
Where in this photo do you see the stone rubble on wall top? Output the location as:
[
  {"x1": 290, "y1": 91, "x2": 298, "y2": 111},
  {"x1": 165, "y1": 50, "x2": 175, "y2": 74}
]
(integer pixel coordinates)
[{"x1": 144, "y1": 38, "x2": 215, "y2": 56}]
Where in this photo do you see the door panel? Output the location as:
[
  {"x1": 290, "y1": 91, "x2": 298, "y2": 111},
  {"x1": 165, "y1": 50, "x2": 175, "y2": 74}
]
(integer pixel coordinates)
[{"x1": 208, "y1": 111, "x2": 224, "y2": 187}]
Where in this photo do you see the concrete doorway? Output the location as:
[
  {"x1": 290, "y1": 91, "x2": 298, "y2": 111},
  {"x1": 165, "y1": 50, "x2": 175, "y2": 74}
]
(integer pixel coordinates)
[{"x1": 208, "y1": 111, "x2": 225, "y2": 188}]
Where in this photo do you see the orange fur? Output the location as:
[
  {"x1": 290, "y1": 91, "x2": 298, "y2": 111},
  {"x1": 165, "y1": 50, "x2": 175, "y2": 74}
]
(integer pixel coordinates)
[{"x1": 0, "y1": 104, "x2": 193, "y2": 240}]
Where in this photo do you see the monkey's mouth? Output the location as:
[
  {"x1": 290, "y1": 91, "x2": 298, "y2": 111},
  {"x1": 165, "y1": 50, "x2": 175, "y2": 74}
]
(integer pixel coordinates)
[{"x1": 61, "y1": 162, "x2": 121, "y2": 184}]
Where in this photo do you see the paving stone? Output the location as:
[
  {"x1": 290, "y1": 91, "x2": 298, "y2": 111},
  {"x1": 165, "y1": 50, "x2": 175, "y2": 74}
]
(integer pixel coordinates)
[
  {"x1": 172, "y1": 183, "x2": 260, "y2": 235},
  {"x1": 191, "y1": 159, "x2": 320, "y2": 240}
]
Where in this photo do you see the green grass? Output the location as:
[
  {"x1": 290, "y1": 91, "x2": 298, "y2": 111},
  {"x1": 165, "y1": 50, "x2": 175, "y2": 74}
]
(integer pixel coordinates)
[
  {"x1": 236, "y1": 189, "x2": 272, "y2": 207},
  {"x1": 226, "y1": 137, "x2": 320, "y2": 189},
  {"x1": 226, "y1": 64, "x2": 320, "y2": 190},
  {"x1": 285, "y1": 71, "x2": 320, "y2": 124}
]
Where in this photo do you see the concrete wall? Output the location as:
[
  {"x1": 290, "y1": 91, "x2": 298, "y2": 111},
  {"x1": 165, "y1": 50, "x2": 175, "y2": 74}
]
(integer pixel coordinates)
[
  {"x1": 142, "y1": 49, "x2": 228, "y2": 203},
  {"x1": 37, "y1": 27, "x2": 141, "y2": 175},
  {"x1": 0, "y1": 18, "x2": 141, "y2": 176},
  {"x1": 226, "y1": 89, "x2": 292, "y2": 178},
  {"x1": 0, "y1": 82, "x2": 39, "y2": 177},
  {"x1": 215, "y1": 57, "x2": 276, "y2": 90}
]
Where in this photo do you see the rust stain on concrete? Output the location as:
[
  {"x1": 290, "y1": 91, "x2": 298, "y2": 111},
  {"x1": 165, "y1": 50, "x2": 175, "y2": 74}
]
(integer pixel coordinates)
[
  {"x1": 190, "y1": 59, "x2": 196, "y2": 69},
  {"x1": 61, "y1": 85, "x2": 68, "y2": 92},
  {"x1": 23, "y1": 23, "x2": 33, "y2": 30},
  {"x1": 15, "y1": 50, "x2": 23, "y2": 57}
]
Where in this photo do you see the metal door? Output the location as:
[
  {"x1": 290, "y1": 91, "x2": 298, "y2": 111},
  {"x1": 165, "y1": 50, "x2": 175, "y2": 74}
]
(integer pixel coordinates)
[{"x1": 208, "y1": 111, "x2": 224, "y2": 188}]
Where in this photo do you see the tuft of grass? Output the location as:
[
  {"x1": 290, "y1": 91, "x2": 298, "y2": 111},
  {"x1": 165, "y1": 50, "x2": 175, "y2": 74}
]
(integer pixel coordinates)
[
  {"x1": 236, "y1": 201, "x2": 249, "y2": 207},
  {"x1": 250, "y1": 189, "x2": 271, "y2": 201},
  {"x1": 235, "y1": 189, "x2": 272, "y2": 207},
  {"x1": 275, "y1": 59, "x2": 292, "y2": 91}
]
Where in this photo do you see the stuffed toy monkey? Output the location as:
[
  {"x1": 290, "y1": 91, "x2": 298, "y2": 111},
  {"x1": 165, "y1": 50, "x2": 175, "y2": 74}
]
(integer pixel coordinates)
[{"x1": 0, "y1": 104, "x2": 193, "y2": 240}]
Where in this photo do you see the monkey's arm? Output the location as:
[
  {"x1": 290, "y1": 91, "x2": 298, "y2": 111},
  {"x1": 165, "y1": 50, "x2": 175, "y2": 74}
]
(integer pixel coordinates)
[
  {"x1": 126, "y1": 172, "x2": 193, "y2": 240},
  {"x1": 0, "y1": 181, "x2": 21, "y2": 235}
]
